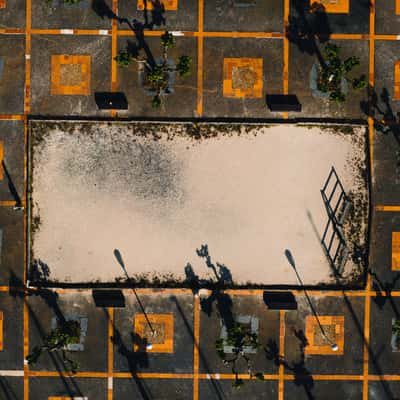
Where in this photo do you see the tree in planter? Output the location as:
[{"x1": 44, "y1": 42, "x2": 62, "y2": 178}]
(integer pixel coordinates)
[
  {"x1": 115, "y1": 31, "x2": 192, "y2": 108},
  {"x1": 216, "y1": 322, "x2": 264, "y2": 389},
  {"x1": 26, "y1": 320, "x2": 80, "y2": 374},
  {"x1": 316, "y1": 43, "x2": 367, "y2": 102},
  {"x1": 393, "y1": 319, "x2": 400, "y2": 348}
]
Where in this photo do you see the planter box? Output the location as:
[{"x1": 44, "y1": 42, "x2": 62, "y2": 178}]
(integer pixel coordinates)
[
  {"x1": 138, "y1": 59, "x2": 176, "y2": 96},
  {"x1": 309, "y1": 62, "x2": 348, "y2": 99},
  {"x1": 220, "y1": 315, "x2": 259, "y2": 354},
  {"x1": 51, "y1": 315, "x2": 88, "y2": 351},
  {"x1": 391, "y1": 318, "x2": 400, "y2": 352}
]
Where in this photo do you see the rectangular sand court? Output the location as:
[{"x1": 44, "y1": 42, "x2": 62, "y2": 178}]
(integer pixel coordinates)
[{"x1": 29, "y1": 121, "x2": 368, "y2": 286}]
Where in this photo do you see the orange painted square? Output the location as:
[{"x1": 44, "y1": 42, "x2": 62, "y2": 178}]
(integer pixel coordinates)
[
  {"x1": 0, "y1": 0, "x2": 5, "y2": 9},
  {"x1": 397, "y1": 0, "x2": 400, "y2": 15},
  {"x1": 137, "y1": 0, "x2": 178, "y2": 11},
  {"x1": 392, "y1": 232, "x2": 400, "y2": 270},
  {"x1": 310, "y1": 0, "x2": 349, "y2": 14},
  {"x1": 51, "y1": 55, "x2": 91, "y2": 96},
  {"x1": 305, "y1": 315, "x2": 344, "y2": 355},
  {"x1": 0, "y1": 311, "x2": 2, "y2": 351},
  {"x1": 223, "y1": 58, "x2": 263, "y2": 98},
  {"x1": 133, "y1": 314, "x2": 174, "y2": 353},
  {"x1": 395, "y1": 62, "x2": 400, "y2": 100}
]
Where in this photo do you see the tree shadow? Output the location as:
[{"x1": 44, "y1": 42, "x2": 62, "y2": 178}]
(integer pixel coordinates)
[
  {"x1": 286, "y1": 0, "x2": 331, "y2": 67},
  {"x1": 194, "y1": 244, "x2": 234, "y2": 330},
  {"x1": 28, "y1": 259, "x2": 51, "y2": 285},
  {"x1": 361, "y1": 86, "x2": 400, "y2": 141},
  {"x1": 0, "y1": 377, "x2": 19, "y2": 400}
]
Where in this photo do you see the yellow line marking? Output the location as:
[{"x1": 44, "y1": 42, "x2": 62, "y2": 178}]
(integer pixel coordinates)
[
  {"x1": 0, "y1": 200, "x2": 26, "y2": 207},
  {"x1": 282, "y1": 0, "x2": 289, "y2": 119},
  {"x1": 278, "y1": 310, "x2": 285, "y2": 400},
  {"x1": 113, "y1": 372, "x2": 194, "y2": 379},
  {"x1": 375, "y1": 205, "x2": 400, "y2": 211},
  {"x1": 193, "y1": 295, "x2": 200, "y2": 400},
  {"x1": 23, "y1": 301, "x2": 29, "y2": 400},
  {"x1": 0, "y1": 115, "x2": 25, "y2": 120}
]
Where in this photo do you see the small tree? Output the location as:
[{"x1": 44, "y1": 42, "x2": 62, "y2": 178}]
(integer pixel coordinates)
[
  {"x1": 316, "y1": 43, "x2": 367, "y2": 103},
  {"x1": 115, "y1": 50, "x2": 134, "y2": 68},
  {"x1": 27, "y1": 320, "x2": 80, "y2": 374},
  {"x1": 216, "y1": 322, "x2": 264, "y2": 389}
]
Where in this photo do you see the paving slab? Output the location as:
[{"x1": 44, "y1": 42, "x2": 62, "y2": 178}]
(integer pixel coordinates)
[
  {"x1": 203, "y1": 0, "x2": 283, "y2": 33},
  {"x1": 368, "y1": 380, "x2": 400, "y2": 400},
  {"x1": 0, "y1": 377, "x2": 24, "y2": 399},
  {"x1": 32, "y1": 0, "x2": 112, "y2": 30},
  {"x1": 0, "y1": 293, "x2": 23, "y2": 370},
  {"x1": 284, "y1": 380, "x2": 362, "y2": 400},
  {"x1": 203, "y1": 37, "x2": 283, "y2": 118},
  {"x1": 0, "y1": 36, "x2": 25, "y2": 115},
  {"x1": 199, "y1": 378, "x2": 278, "y2": 400},
  {"x1": 0, "y1": 0, "x2": 25, "y2": 29},
  {"x1": 113, "y1": 293, "x2": 194, "y2": 373},
  {"x1": 29, "y1": 376, "x2": 107, "y2": 400},
  {"x1": 30, "y1": 35, "x2": 111, "y2": 116},
  {"x1": 0, "y1": 207, "x2": 24, "y2": 286},
  {"x1": 369, "y1": 296, "x2": 400, "y2": 375},
  {"x1": 114, "y1": 377, "x2": 193, "y2": 400},
  {"x1": 284, "y1": 294, "x2": 364, "y2": 375},
  {"x1": 118, "y1": 0, "x2": 198, "y2": 31},
  {"x1": 28, "y1": 291, "x2": 108, "y2": 372},
  {"x1": 375, "y1": 0, "x2": 400, "y2": 35},
  {"x1": 368, "y1": 211, "x2": 400, "y2": 291}
]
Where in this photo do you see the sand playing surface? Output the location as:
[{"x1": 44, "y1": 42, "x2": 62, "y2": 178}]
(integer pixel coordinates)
[{"x1": 30, "y1": 122, "x2": 368, "y2": 285}]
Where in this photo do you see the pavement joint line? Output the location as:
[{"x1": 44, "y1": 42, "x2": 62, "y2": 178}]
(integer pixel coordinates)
[
  {"x1": 193, "y1": 294, "x2": 200, "y2": 400},
  {"x1": 0, "y1": 370, "x2": 24, "y2": 376},
  {"x1": 278, "y1": 310, "x2": 285, "y2": 400},
  {"x1": 0, "y1": 114, "x2": 25, "y2": 120},
  {"x1": 196, "y1": 0, "x2": 204, "y2": 117}
]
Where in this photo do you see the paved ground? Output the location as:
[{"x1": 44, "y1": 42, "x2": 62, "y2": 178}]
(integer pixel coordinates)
[{"x1": 0, "y1": 0, "x2": 400, "y2": 399}]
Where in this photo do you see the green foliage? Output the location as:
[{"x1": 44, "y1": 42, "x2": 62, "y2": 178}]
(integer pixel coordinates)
[
  {"x1": 254, "y1": 372, "x2": 265, "y2": 381},
  {"x1": 26, "y1": 320, "x2": 80, "y2": 373},
  {"x1": 352, "y1": 74, "x2": 367, "y2": 90},
  {"x1": 115, "y1": 50, "x2": 133, "y2": 68},
  {"x1": 225, "y1": 322, "x2": 259, "y2": 350},
  {"x1": 215, "y1": 338, "x2": 225, "y2": 359},
  {"x1": 63, "y1": 0, "x2": 82, "y2": 4},
  {"x1": 317, "y1": 43, "x2": 364, "y2": 102},
  {"x1": 147, "y1": 65, "x2": 168, "y2": 86},
  {"x1": 233, "y1": 377, "x2": 244, "y2": 389},
  {"x1": 176, "y1": 56, "x2": 192, "y2": 77},
  {"x1": 151, "y1": 95, "x2": 162, "y2": 108},
  {"x1": 324, "y1": 43, "x2": 340, "y2": 61},
  {"x1": 329, "y1": 90, "x2": 346, "y2": 103},
  {"x1": 393, "y1": 319, "x2": 400, "y2": 335},
  {"x1": 161, "y1": 31, "x2": 175, "y2": 49}
]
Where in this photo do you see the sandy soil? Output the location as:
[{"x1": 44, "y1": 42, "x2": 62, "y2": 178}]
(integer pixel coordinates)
[{"x1": 30, "y1": 122, "x2": 368, "y2": 285}]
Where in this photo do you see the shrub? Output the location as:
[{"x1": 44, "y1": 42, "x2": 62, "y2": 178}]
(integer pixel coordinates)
[{"x1": 176, "y1": 56, "x2": 192, "y2": 77}]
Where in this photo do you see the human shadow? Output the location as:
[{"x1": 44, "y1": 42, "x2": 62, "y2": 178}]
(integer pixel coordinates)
[
  {"x1": 286, "y1": 0, "x2": 331, "y2": 67},
  {"x1": 2, "y1": 161, "x2": 22, "y2": 207},
  {"x1": 195, "y1": 244, "x2": 234, "y2": 330},
  {"x1": 369, "y1": 269, "x2": 400, "y2": 317},
  {"x1": 106, "y1": 308, "x2": 151, "y2": 399},
  {"x1": 361, "y1": 86, "x2": 400, "y2": 140}
]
